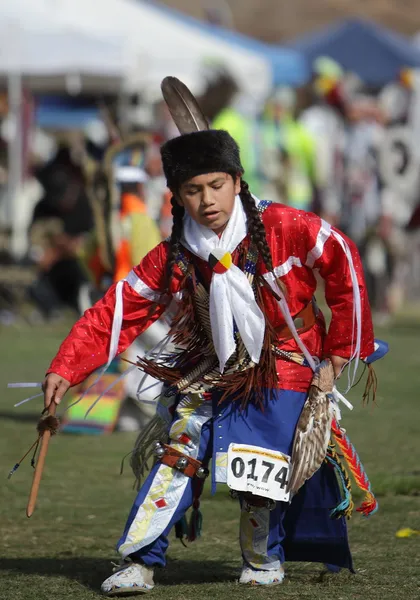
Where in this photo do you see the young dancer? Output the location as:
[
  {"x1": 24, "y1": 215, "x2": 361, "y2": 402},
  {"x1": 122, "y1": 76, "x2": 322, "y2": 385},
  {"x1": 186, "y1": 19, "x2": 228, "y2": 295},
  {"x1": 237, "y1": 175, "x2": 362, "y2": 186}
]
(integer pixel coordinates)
[{"x1": 43, "y1": 123, "x2": 376, "y2": 594}]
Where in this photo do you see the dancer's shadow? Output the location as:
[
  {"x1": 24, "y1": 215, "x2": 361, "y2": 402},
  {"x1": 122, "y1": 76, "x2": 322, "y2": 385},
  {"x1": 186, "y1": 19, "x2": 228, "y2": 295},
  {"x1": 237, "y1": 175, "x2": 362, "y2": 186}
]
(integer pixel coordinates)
[
  {"x1": 0, "y1": 557, "x2": 108, "y2": 592},
  {"x1": 0, "y1": 411, "x2": 39, "y2": 423},
  {"x1": 0, "y1": 556, "x2": 239, "y2": 593},
  {"x1": 161, "y1": 558, "x2": 239, "y2": 585}
]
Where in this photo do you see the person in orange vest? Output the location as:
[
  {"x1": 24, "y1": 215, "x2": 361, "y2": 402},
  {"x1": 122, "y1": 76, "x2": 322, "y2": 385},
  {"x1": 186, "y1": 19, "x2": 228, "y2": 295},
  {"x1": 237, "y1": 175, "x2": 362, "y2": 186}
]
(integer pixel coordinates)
[{"x1": 113, "y1": 158, "x2": 161, "y2": 282}]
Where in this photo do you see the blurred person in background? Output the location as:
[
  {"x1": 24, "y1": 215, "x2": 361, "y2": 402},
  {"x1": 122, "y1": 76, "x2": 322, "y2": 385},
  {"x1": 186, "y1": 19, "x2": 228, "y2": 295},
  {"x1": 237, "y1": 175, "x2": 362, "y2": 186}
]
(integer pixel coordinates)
[
  {"x1": 28, "y1": 145, "x2": 93, "y2": 320},
  {"x1": 299, "y1": 57, "x2": 348, "y2": 225},
  {"x1": 341, "y1": 96, "x2": 386, "y2": 246},
  {"x1": 112, "y1": 148, "x2": 161, "y2": 282},
  {"x1": 143, "y1": 138, "x2": 174, "y2": 239},
  {"x1": 143, "y1": 140, "x2": 166, "y2": 220},
  {"x1": 213, "y1": 92, "x2": 262, "y2": 194},
  {"x1": 0, "y1": 140, "x2": 9, "y2": 226},
  {"x1": 256, "y1": 86, "x2": 317, "y2": 209},
  {"x1": 341, "y1": 96, "x2": 393, "y2": 321},
  {"x1": 83, "y1": 141, "x2": 162, "y2": 295},
  {"x1": 372, "y1": 70, "x2": 420, "y2": 321}
]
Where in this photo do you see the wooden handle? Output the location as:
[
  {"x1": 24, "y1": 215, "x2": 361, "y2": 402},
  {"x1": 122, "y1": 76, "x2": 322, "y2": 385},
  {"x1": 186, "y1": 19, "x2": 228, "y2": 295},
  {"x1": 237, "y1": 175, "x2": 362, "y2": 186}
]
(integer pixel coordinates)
[{"x1": 26, "y1": 403, "x2": 57, "y2": 518}]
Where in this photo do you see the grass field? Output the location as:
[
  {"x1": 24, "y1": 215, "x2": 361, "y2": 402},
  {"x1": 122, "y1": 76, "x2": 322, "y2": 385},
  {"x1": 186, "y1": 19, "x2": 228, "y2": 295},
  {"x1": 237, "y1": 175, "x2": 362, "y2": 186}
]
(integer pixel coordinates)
[{"x1": 0, "y1": 317, "x2": 419, "y2": 600}]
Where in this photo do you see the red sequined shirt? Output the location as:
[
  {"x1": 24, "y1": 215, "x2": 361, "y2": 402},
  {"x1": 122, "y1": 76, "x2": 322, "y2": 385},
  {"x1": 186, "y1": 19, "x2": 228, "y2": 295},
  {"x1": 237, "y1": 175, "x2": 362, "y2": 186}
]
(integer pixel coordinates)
[{"x1": 48, "y1": 203, "x2": 375, "y2": 392}]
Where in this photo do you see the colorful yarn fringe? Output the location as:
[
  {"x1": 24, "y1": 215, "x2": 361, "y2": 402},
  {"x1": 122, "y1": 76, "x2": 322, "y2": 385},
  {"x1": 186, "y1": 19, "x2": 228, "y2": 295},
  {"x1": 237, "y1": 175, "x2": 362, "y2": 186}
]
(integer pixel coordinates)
[
  {"x1": 326, "y1": 443, "x2": 354, "y2": 519},
  {"x1": 331, "y1": 419, "x2": 378, "y2": 517}
]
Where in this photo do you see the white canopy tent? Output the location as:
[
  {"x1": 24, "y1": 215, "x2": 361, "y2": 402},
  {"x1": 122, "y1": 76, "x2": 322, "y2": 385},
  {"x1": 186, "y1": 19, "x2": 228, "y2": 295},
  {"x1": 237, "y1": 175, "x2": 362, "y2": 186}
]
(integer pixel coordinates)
[
  {"x1": 10, "y1": 0, "x2": 273, "y2": 105},
  {"x1": 0, "y1": 31, "x2": 124, "y2": 93},
  {"x1": 0, "y1": 3, "x2": 127, "y2": 252},
  {"x1": 0, "y1": 2, "x2": 126, "y2": 91}
]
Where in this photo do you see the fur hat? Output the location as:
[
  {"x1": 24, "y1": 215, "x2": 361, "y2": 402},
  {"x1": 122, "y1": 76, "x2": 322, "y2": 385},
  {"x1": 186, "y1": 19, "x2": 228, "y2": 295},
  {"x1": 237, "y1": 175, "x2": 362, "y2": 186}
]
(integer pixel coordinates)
[{"x1": 160, "y1": 130, "x2": 244, "y2": 191}]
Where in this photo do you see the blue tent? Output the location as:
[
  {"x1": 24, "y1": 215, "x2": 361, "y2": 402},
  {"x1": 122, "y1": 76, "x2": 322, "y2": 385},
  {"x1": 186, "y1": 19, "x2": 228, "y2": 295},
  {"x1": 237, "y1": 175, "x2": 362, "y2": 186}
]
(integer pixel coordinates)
[
  {"x1": 287, "y1": 18, "x2": 420, "y2": 86},
  {"x1": 143, "y1": 1, "x2": 309, "y2": 87},
  {"x1": 35, "y1": 96, "x2": 100, "y2": 129}
]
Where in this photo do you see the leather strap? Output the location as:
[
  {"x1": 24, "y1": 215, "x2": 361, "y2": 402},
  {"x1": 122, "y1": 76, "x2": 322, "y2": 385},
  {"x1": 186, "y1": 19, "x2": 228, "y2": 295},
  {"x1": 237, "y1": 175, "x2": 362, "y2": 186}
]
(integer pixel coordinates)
[
  {"x1": 159, "y1": 444, "x2": 202, "y2": 478},
  {"x1": 275, "y1": 299, "x2": 317, "y2": 341}
]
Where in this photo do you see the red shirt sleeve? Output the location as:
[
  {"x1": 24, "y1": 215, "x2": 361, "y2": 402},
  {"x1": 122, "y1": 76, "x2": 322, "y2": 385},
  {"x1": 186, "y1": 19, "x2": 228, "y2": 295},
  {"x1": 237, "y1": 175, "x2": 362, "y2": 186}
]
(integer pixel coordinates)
[
  {"x1": 262, "y1": 203, "x2": 374, "y2": 360},
  {"x1": 302, "y1": 214, "x2": 375, "y2": 359},
  {"x1": 47, "y1": 242, "x2": 169, "y2": 386}
]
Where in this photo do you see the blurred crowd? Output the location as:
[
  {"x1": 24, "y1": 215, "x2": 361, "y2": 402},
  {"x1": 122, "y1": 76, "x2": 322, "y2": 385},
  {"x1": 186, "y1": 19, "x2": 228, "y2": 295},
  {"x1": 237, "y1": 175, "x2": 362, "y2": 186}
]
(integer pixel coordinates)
[{"x1": 1, "y1": 58, "x2": 420, "y2": 330}]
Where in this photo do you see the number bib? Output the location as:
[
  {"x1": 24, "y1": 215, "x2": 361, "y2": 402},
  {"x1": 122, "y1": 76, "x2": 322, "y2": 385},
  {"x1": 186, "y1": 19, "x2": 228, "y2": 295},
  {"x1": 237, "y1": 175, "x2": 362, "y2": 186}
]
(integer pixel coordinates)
[{"x1": 227, "y1": 443, "x2": 291, "y2": 502}]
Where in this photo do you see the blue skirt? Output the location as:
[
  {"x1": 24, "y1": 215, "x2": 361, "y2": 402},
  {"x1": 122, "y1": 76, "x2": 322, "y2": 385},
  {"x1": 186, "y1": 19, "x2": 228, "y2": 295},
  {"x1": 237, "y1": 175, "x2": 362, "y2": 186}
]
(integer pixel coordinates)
[{"x1": 213, "y1": 388, "x2": 353, "y2": 571}]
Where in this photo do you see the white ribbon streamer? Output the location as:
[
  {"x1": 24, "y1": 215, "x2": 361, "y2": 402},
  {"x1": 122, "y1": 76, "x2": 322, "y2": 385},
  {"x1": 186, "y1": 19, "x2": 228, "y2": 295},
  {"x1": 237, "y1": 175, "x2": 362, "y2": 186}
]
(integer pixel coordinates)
[
  {"x1": 330, "y1": 230, "x2": 362, "y2": 391},
  {"x1": 263, "y1": 228, "x2": 362, "y2": 393},
  {"x1": 135, "y1": 334, "x2": 172, "y2": 401},
  {"x1": 181, "y1": 195, "x2": 265, "y2": 372},
  {"x1": 332, "y1": 386, "x2": 354, "y2": 411},
  {"x1": 11, "y1": 279, "x2": 125, "y2": 411},
  {"x1": 68, "y1": 334, "x2": 173, "y2": 417},
  {"x1": 8, "y1": 382, "x2": 42, "y2": 388},
  {"x1": 82, "y1": 364, "x2": 137, "y2": 418},
  {"x1": 14, "y1": 392, "x2": 44, "y2": 407},
  {"x1": 69, "y1": 279, "x2": 126, "y2": 408}
]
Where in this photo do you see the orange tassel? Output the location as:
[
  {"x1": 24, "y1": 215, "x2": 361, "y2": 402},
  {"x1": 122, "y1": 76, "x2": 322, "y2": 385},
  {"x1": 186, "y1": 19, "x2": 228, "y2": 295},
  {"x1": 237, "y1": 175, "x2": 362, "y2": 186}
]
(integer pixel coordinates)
[{"x1": 356, "y1": 491, "x2": 378, "y2": 517}]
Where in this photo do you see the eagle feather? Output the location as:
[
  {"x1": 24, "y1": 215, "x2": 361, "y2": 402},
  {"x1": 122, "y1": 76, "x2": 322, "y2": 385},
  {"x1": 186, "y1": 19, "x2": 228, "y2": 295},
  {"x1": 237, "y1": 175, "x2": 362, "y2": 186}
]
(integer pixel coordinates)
[{"x1": 287, "y1": 359, "x2": 335, "y2": 495}]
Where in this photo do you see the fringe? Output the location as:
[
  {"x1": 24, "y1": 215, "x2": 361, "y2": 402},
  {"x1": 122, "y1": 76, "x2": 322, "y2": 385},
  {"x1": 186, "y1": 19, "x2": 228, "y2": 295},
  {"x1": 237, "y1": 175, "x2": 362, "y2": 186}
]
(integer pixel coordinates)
[
  {"x1": 326, "y1": 442, "x2": 354, "y2": 519},
  {"x1": 37, "y1": 415, "x2": 60, "y2": 436},
  {"x1": 169, "y1": 265, "x2": 213, "y2": 354},
  {"x1": 129, "y1": 414, "x2": 170, "y2": 490},
  {"x1": 136, "y1": 243, "x2": 286, "y2": 411},
  {"x1": 362, "y1": 364, "x2": 378, "y2": 406},
  {"x1": 207, "y1": 278, "x2": 280, "y2": 409},
  {"x1": 187, "y1": 477, "x2": 205, "y2": 542},
  {"x1": 174, "y1": 515, "x2": 189, "y2": 547},
  {"x1": 188, "y1": 506, "x2": 203, "y2": 542},
  {"x1": 356, "y1": 490, "x2": 378, "y2": 517},
  {"x1": 331, "y1": 419, "x2": 378, "y2": 517}
]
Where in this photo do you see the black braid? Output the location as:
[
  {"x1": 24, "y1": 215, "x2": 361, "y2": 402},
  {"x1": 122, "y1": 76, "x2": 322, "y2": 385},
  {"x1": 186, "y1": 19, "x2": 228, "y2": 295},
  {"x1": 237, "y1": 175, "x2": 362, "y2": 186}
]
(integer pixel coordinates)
[
  {"x1": 166, "y1": 196, "x2": 185, "y2": 290},
  {"x1": 239, "y1": 180, "x2": 274, "y2": 273}
]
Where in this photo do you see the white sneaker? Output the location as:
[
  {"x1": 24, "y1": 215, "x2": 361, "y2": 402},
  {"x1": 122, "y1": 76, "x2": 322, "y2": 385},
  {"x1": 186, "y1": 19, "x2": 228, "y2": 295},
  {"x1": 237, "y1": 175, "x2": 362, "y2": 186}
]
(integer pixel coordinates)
[
  {"x1": 239, "y1": 564, "x2": 285, "y2": 586},
  {"x1": 101, "y1": 562, "x2": 155, "y2": 596}
]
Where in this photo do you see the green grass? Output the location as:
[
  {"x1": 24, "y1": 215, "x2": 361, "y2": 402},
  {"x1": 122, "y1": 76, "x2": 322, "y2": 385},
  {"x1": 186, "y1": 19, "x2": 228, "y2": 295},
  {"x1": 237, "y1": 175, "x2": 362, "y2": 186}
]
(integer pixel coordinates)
[{"x1": 0, "y1": 318, "x2": 419, "y2": 600}]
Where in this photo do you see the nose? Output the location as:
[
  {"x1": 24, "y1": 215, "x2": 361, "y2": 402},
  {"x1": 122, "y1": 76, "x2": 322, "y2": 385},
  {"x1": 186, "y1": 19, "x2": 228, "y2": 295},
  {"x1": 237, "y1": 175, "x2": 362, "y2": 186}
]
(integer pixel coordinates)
[{"x1": 201, "y1": 186, "x2": 215, "y2": 207}]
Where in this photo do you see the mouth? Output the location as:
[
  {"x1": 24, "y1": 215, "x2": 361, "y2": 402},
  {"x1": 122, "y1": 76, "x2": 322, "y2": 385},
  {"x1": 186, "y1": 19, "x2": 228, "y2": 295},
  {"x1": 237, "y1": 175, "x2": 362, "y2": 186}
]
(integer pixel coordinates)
[{"x1": 202, "y1": 210, "x2": 220, "y2": 221}]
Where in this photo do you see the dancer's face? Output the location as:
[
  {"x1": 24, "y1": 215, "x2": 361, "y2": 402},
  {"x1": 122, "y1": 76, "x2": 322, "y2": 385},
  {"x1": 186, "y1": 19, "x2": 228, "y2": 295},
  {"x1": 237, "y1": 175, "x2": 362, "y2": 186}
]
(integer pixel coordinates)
[{"x1": 177, "y1": 172, "x2": 241, "y2": 235}]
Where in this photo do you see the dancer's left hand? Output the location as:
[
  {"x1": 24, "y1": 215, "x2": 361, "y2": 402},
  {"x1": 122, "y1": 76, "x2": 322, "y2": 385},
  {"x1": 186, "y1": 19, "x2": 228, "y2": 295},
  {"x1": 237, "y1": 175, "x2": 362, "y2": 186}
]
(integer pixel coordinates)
[{"x1": 329, "y1": 355, "x2": 349, "y2": 379}]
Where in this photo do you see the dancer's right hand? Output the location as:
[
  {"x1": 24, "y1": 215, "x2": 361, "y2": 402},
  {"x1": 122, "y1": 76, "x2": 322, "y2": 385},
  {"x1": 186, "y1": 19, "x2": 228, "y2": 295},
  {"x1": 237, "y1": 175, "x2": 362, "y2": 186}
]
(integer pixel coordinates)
[{"x1": 43, "y1": 373, "x2": 70, "y2": 409}]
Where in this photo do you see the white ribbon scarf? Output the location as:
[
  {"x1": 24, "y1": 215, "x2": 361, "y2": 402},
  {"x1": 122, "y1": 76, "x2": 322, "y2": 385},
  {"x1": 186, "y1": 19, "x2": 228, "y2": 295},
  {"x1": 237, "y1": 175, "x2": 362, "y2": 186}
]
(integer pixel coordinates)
[{"x1": 181, "y1": 195, "x2": 265, "y2": 372}]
